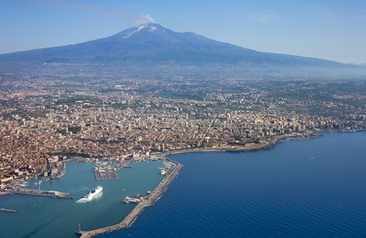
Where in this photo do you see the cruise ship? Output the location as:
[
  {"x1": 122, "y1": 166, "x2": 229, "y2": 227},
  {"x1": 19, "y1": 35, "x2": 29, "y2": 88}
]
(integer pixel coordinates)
[{"x1": 84, "y1": 185, "x2": 103, "y2": 199}]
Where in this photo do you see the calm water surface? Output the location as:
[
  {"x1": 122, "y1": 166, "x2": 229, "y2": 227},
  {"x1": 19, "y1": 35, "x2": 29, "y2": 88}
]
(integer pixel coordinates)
[
  {"x1": 0, "y1": 160, "x2": 164, "y2": 238},
  {"x1": 102, "y1": 132, "x2": 366, "y2": 238}
]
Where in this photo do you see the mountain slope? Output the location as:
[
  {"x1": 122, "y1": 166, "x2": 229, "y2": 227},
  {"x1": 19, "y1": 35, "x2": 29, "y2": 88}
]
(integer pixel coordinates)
[{"x1": 0, "y1": 23, "x2": 358, "y2": 70}]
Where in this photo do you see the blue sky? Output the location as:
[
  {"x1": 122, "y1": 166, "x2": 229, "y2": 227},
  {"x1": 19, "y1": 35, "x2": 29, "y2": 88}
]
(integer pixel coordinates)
[{"x1": 1, "y1": 0, "x2": 366, "y2": 64}]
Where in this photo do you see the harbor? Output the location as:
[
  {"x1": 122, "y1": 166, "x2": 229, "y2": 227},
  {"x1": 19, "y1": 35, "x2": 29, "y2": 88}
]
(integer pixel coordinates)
[
  {"x1": 0, "y1": 158, "x2": 176, "y2": 238},
  {"x1": 77, "y1": 158, "x2": 183, "y2": 238}
]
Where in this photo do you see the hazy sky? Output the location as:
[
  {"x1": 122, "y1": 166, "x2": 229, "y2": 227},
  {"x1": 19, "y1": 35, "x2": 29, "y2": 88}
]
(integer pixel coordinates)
[{"x1": 1, "y1": 0, "x2": 366, "y2": 64}]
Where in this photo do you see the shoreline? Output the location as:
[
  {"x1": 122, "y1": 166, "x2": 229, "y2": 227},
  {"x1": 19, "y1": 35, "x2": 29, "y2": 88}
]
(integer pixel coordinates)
[
  {"x1": 76, "y1": 131, "x2": 319, "y2": 237},
  {"x1": 0, "y1": 191, "x2": 10, "y2": 196},
  {"x1": 4, "y1": 129, "x2": 363, "y2": 237},
  {"x1": 76, "y1": 132, "x2": 311, "y2": 237},
  {"x1": 158, "y1": 134, "x2": 310, "y2": 157},
  {"x1": 157, "y1": 129, "x2": 366, "y2": 157}
]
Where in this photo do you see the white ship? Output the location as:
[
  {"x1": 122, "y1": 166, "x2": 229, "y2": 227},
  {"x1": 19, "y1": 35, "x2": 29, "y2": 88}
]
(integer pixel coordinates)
[
  {"x1": 160, "y1": 169, "x2": 167, "y2": 176},
  {"x1": 84, "y1": 186, "x2": 103, "y2": 199}
]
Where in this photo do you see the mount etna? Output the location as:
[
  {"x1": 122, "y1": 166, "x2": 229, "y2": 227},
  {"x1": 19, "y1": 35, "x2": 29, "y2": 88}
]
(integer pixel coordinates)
[{"x1": 0, "y1": 23, "x2": 364, "y2": 78}]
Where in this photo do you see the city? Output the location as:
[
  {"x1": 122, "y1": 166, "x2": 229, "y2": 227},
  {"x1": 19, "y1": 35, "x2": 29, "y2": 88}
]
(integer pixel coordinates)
[
  {"x1": 1, "y1": 74, "x2": 365, "y2": 186},
  {"x1": 1, "y1": 2, "x2": 366, "y2": 236}
]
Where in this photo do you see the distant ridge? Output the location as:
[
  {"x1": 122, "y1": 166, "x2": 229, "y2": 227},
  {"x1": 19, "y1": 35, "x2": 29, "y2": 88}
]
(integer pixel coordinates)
[{"x1": 0, "y1": 23, "x2": 364, "y2": 77}]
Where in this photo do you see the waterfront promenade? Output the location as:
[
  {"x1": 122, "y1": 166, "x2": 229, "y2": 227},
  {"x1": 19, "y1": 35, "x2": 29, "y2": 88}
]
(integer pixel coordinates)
[{"x1": 78, "y1": 159, "x2": 183, "y2": 238}]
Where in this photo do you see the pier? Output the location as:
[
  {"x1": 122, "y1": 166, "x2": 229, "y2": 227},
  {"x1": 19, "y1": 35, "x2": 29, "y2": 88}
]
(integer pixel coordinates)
[
  {"x1": 78, "y1": 159, "x2": 183, "y2": 238},
  {"x1": 6, "y1": 188, "x2": 70, "y2": 199},
  {"x1": 94, "y1": 170, "x2": 119, "y2": 180},
  {"x1": 93, "y1": 161, "x2": 130, "y2": 180}
]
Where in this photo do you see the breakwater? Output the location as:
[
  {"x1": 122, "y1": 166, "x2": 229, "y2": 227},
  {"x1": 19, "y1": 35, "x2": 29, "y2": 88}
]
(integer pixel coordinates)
[
  {"x1": 78, "y1": 159, "x2": 183, "y2": 238},
  {"x1": 6, "y1": 188, "x2": 69, "y2": 199}
]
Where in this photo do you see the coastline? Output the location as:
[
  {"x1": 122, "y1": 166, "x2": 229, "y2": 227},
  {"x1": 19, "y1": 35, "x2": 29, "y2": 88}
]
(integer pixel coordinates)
[
  {"x1": 160, "y1": 129, "x2": 366, "y2": 157},
  {"x1": 76, "y1": 132, "x2": 317, "y2": 237},
  {"x1": 93, "y1": 131, "x2": 366, "y2": 238},
  {"x1": 0, "y1": 191, "x2": 10, "y2": 196},
  {"x1": 159, "y1": 134, "x2": 298, "y2": 156},
  {"x1": 158, "y1": 137, "x2": 284, "y2": 156},
  {"x1": 3, "y1": 129, "x2": 362, "y2": 237},
  {"x1": 76, "y1": 132, "x2": 313, "y2": 237}
]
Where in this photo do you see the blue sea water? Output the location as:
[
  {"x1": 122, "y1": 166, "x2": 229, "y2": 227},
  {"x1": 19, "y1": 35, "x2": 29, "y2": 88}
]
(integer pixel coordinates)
[
  {"x1": 101, "y1": 132, "x2": 366, "y2": 238},
  {"x1": 0, "y1": 160, "x2": 165, "y2": 238}
]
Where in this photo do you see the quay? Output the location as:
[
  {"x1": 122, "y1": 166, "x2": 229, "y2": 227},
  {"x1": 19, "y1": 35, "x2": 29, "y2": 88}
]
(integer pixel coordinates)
[
  {"x1": 94, "y1": 170, "x2": 119, "y2": 180},
  {"x1": 0, "y1": 208, "x2": 17, "y2": 213},
  {"x1": 93, "y1": 161, "x2": 130, "y2": 180},
  {"x1": 6, "y1": 188, "x2": 70, "y2": 199},
  {"x1": 78, "y1": 158, "x2": 183, "y2": 238}
]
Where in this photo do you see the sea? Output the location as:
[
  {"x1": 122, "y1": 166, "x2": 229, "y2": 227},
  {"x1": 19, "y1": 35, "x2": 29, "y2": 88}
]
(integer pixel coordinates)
[
  {"x1": 102, "y1": 132, "x2": 366, "y2": 238},
  {"x1": 0, "y1": 160, "x2": 165, "y2": 238},
  {"x1": 1, "y1": 132, "x2": 366, "y2": 238}
]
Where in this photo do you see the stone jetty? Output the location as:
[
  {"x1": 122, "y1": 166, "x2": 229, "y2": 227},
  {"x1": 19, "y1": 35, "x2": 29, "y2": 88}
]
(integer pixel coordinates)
[
  {"x1": 78, "y1": 159, "x2": 183, "y2": 238},
  {"x1": 6, "y1": 188, "x2": 69, "y2": 199}
]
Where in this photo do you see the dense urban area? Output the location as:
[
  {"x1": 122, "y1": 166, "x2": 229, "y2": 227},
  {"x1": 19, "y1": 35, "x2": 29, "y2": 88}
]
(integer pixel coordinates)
[{"x1": 1, "y1": 71, "x2": 366, "y2": 186}]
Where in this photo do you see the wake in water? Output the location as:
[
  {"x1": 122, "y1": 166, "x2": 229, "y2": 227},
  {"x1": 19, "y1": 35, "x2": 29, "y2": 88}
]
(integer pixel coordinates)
[{"x1": 76, "y1": 192, "x2": 103, "y2": 203}]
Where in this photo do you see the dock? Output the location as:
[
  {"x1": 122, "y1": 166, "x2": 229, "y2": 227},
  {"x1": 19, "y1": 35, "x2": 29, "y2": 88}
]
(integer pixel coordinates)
[
  {"x1": 78, "y1": 159, "x2": 183, "y2": 238},
  {"x1": 93, "y1": 161, "x2": 130, "y2": 180},
  {"x1": 6, "y1": 188, "x2": 70, "y2": 199},
  {"x1": 94, "y1": 170, "x2": 119, "y2": 180}
]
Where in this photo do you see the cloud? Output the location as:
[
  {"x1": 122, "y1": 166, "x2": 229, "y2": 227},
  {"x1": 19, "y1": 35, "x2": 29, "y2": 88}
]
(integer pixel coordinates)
[
  {"x1": 254, "y1": 11, "x2": 282, "y2": 22},
  {"x1": 144, "y1": 15, "x2": 155, "y2": 23},
  {"x1": 28, "y1": 0, "x2": 155, "y2": 25}
]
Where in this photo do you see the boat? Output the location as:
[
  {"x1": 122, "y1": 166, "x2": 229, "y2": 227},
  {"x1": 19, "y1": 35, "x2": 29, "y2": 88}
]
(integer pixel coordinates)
[
  {"x1": 84, "y1": 186, "x2": 103, "y2": 199},
  {"x1": 160, "y1": 169, "x2": 167, "y2": 176},
  {"x1": 122, "y1": 196, "x2": 141, "y2": 204}
]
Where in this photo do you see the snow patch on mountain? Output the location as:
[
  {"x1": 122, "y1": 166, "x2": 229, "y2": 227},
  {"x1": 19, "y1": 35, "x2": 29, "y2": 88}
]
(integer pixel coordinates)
[
  {"x1": 123, "y1": 24, "x2": 161, "y2": 39},
  {"x1": 149, "y1": 26, "x2": 157, "y2": 32}
]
